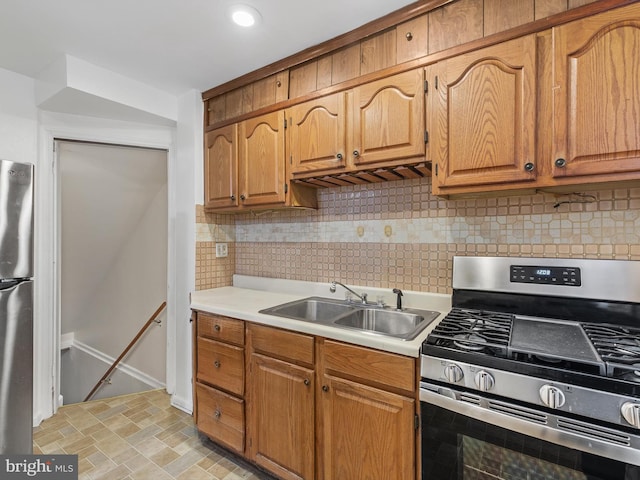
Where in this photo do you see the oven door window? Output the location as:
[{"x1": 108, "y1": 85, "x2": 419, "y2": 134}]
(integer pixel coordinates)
[{"x1": 421, "y1": 402, "x2": 640, "y2": 480}]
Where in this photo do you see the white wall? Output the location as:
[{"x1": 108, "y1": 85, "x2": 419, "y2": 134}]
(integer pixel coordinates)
[
  {"x1": 60, "y1": 142, "x2": 168, "y2": 383},
  {"x1": 169, "y1": 89, "x2": 201, "y2": 413},
  {"x1": 0, "y1": 63, "x2": 199, "y2": 423}
]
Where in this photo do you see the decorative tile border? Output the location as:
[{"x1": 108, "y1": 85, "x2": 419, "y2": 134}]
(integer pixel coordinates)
[{"x1": 195, "y1": 178, "x2": 640, "y2": 292}]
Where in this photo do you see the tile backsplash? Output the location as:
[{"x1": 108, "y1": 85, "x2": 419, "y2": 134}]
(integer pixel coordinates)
[{"x1": 196, "y1": 178, "x2": 640, "y2": 293}]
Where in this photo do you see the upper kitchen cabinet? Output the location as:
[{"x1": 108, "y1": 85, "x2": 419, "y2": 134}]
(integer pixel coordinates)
[
  {"x1": 205, "y1": 71, "x2": 289, "y2": 126},
  {"x1": 288, "y1": 69, "x2": 426, "y2": 179},
  {"x1": 551, "y1": 3, "x2": 640, "y2": 183},
  {"x1": 205, "y1": 110, "x2": 317, "y2": 213},
  {"x1": 204, "y1": 125, "x2": 238, "y2": 210},
  {"x1": 287, "y1": 92, "x2": 348, "y2": 176},
  {"x1": 351, "y1": 68, "x2": 426, "y2": 168},
  {"x1": 238, "y1": 111, "x2": 286, "y2": 208},
  {"x1": 428, "y1": 34, "x2": 537, "y2": 196}
]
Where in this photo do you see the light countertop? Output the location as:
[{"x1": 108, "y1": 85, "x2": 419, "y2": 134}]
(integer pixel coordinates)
[{"x1": 191, "y1": 275, "x2": 451, "y2": 357}]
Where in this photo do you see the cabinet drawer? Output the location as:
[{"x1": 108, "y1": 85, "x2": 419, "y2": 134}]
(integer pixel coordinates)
[
  {"x1": 196, "y1": 383, "x2": 244, "y2": 453},
  {"x1": 197, "y1": 337, "x2": 244, "y2": 395},
  {"x1": 322, "y1": 340, "x2": 415, "y2": 394},
  {"x1": 249, "y1": 323, "x2": 315, "y2": 367},
  {"x1": 198, "y1": 312, "x2": 244, "y2": 346}
]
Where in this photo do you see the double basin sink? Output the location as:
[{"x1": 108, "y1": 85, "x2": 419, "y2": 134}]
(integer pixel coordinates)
[{"x1": 259, "y1": 296, "x2": 440, "y2": 340}]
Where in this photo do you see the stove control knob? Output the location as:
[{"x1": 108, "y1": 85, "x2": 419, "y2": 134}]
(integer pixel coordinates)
[
  {"x1": 474, "y1": 370, "x2": 494, "y2": 391},
  {"x1": 621, "y1": 402, "x2": 640, "y2": 428},
  {"x1": 540, "y1": 385, "x2": 566, "y2": 409},
  {"x1": 443, "y1": 364, "x2": 463, "y2": 383}
]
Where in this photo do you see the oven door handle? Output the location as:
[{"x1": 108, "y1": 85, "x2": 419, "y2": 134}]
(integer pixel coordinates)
[{"x1": 420, "y1": 384, "x2": 640, "y2": 467}]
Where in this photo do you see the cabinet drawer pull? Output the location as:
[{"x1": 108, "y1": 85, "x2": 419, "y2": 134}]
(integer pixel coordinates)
[
  {"x1": 322, "y1": 385, "x2": 329, "y2": 392},
  {"x1": 214, "y1": 324, "x2": 221, "y2": 332},
  {"x1": 524, "y1": 162, "x2": 535, "y2": 172},
  {"x1": 555, "y1": 158, "x2": 567, "y2": 168},
  {"x1": 214, "y1": 360, "x2": 221, "y2": 368},
  {"x1": 304, "y1": 379, "x2": 310, "y2": 386},
  {"x1": 214, "y1": 409, "x2": 221, "y2": 419}
]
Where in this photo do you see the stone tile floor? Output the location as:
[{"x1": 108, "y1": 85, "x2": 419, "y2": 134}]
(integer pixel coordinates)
[{"x1": 33, "y1": 389, "x2": 275, "y2": 480}]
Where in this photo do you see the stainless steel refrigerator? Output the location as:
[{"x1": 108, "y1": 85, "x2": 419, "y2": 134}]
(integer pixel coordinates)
[{"x1": 0, "y1": 159, "x2": 34, "y2": 454}]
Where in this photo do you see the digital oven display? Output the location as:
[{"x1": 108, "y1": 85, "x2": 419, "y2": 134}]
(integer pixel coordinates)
[{"x1": 510, "y1": 265, "x2": 581, "y2": 286}]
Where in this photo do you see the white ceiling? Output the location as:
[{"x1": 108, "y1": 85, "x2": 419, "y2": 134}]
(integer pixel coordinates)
[{"x1": 0, "y1": 0, "x2": 416, "y2": 96}]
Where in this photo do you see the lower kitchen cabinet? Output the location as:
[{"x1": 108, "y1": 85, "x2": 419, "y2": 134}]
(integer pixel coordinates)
[
  {"x1": 248, "y1": 353, "x2": 315, "y2": 480},
  {"x1": 320, "y1": 375, "x2": 415, "y2": 480},
  {"x1": 318, "y1": 339, "x2": 418, "y2": 480},
  {"x1": 193, "y1": 312, "x2": 246, "y2": 454},
  {"x1": 247, "y1": 324, "x2": 315, "y2": 480},
  {"x1": 195, "y1": 382, "x2": 244, "y2": 452},
  {"x1": 193, "y1": 311, "x2": 419, "y2": 480}
]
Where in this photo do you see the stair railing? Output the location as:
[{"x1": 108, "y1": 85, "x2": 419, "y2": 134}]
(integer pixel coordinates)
[{"x1": 83, "y1": 301, "x2": 167, "y2": 402}]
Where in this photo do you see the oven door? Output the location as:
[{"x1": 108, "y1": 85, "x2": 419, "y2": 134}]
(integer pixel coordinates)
[{"x1": 420, "y1": 381, "x2": 640, "y2": 480}]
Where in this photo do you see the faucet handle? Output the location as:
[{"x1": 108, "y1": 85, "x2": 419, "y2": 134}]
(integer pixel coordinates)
[{"x1": 392, "y1": 288, "x2": 403, "y2": 311}]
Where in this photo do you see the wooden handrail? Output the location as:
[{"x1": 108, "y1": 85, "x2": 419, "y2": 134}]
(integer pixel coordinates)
[{"x1": 83, "y1": 301, "x2": 167, "y2": 402}]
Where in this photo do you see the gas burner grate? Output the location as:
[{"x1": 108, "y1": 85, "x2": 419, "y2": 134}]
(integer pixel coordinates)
[
  {"x1": 427, "y1": 308, "x2": 513, "y2": 356},
  {"x1": 582, "y1": 323, "x2": 640, "y2": 379},
  {"x1": 582, "y1": 323, "x2": 640, "y2": 362}
]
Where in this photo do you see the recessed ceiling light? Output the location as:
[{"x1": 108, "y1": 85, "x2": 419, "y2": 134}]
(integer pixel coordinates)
[{"x1": 228, "y1": 4, "x2": 261, "y2": 27}]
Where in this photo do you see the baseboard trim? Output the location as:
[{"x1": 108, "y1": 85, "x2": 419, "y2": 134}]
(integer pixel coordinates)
[{"x1": 72, "y1": 340, "x2": 165, "y2": 390}]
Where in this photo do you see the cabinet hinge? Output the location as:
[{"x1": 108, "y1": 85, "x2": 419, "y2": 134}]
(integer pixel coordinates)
[
  {"x1": 435, "y1": 163, "x2": 438, "y2": 176},
  {"x1": 415, "y1": 414, "x2": 420, "y2": 431},
  {"x1": 284, "y1": 118, "x2": 287, "y2": 129},
  {"x1": 290, "y1": 155, "x2": 292, "y2": 165},
  {"x1": 424, "y1": 80, "x2": 428, "y2": 93},
  {"x1": 435, "y1": 76, "x2": 439, "y2": 90},
  {"x1": 284, "y1": 183, "x2": 288, "y2": 194},
  {"x1": 424, "y1": 131, "x2": 429, "y2": 144}
]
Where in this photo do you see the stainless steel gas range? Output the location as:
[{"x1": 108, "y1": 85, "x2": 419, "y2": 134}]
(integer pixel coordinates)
[{"x1": 420, "y1": 256, "x2": 640, "y2": 480}]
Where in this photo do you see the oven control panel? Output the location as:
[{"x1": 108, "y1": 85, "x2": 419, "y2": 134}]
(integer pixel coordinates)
[{"x1": 511, "y1": 265, "x2": 581, "y2": 286}]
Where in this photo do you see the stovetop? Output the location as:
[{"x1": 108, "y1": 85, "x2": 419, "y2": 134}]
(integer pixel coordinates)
[
  {"x1": 422, "y1": 256, "x2": 640, "y2": 396},
  {"x1": 425, "y1": 307, "x2": 640, "y2": 383}
]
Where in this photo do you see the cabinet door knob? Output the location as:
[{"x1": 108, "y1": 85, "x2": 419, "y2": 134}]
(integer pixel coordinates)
[
  {"x1": 353, "y1": 150, "x2": 360, "y2": 157},
  {"x1": 336, "y1": 153, "x2": 343, "y2": 160},
  {"x1": 555, "y1": 158, "x2": 567, "y2": 168},
  {"x1": 405, "y1": 32, "x2": 413, "y2": 41},
  {"x1": 230, "y1": 195, "x2": 235, "y2": 201},
  {"x1": 240, "y1": 194, "x2": 246, "y2": 200},
  {"x1": 214, "y1": 360, "x2": 221, "y2": 368},
  {"x1": 322, "y1": 385, "x2": 329, "y2": 392},
  {"x1": 304, "y1": 379, "x2": 310, "y2": 386},
  {"x1": 214, "y1": 410, "x2": 221, "y2": 419},
  {"x1": 524, "y1": 162, "x2": 535, "y2": 172},
  {"x1": 214, "y1": 324, "x2": 221, "y2": 331}
]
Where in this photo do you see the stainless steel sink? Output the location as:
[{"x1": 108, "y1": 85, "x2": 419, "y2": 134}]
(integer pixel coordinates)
[
  {"x1": 259, "y1": 296, "x2": 440, "y2": 340},
  {"x1": 334, "y1": 308, "x2": 438, "y2": 339},
  {"x1": 260, "y1": 297, "x2": 356, "y2": 322}
]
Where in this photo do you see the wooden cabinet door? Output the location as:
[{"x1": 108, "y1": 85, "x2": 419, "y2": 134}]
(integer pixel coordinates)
[
  {"x1": 204, "y1": 125, "x2": 238, "y2": 210},
  {"x1": 248, "y1": 353, "x2": 315, "y2": 480},
  {"x1": 351, "y1": 69, "x2": 425, "y2": 167},
  {"x1": 238, "y1": 111, "x2": 286, "y2": 207},
  {"x1": 319, "y1": 375, "x2": 415, "y2": 480},
  {"x1": 552, "y1": 4, "x2": 640, "y2": 179},
  {"x1": 287, "y1": 92, "x2": 348, "y2": 176},
  {"x1": 429, "y1": 35, "x2": 537, "y2": 194}
]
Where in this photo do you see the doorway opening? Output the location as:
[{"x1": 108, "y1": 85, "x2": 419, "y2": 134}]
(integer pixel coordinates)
[{"x1": 56, "y1": 140, "x2": 168, "y2": 404}]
